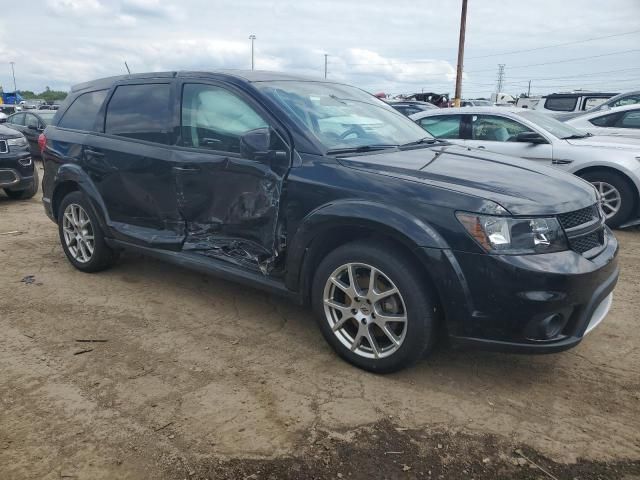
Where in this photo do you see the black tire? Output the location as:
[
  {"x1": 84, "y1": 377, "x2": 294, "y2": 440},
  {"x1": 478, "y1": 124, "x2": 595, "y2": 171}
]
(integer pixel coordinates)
[
  {"x1": 579, "y1": 170, "x2": 635, "y2": 228},
  {"x1": 311, "y1": 240, "x2": 439, "y2": 373},
  {"x1": 58, "y1": 191, "x2": 119, "y2": 273},
  {"x1": 5, "y1": 167, "x2": 39, "y2": 200}
]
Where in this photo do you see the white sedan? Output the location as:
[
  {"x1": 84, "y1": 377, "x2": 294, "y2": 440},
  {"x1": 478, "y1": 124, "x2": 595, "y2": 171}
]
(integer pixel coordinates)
[
  {"x1": 410, "y1": 107, "x2": 640, "y2": 228},
  {"x1": 566, "y1": 104, "x2": 640, "y2": 139}
]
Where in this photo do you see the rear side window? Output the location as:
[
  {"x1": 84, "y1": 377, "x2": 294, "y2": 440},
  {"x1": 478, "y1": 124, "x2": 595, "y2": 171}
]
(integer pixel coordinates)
[
  {"x1": 418, "y1": 115, "x2": 462, "y2": 139},
  {"x1": 58, "y1": 90, "x2": 108, "y2": 130},
  {"x1": 544, "y1": 96, "x2": 577, "y2": 112},
  {"x1": 9, "y1": 113, "x2": 25, "y2": 126},
  {"x1": 620, "y1": 111, "x2": 640, "y2": 128},
  {"x1": 583, "y1": 97, "x2": 608, "y2": 110},
  {"x1": 589, "y1": 112, "x2": 618, "y2": 127},
  {"x1": 610, "y1": 94, "x2": 640, "y2": 108},
  {"x1": 105, "y1": 83, "x2": 172, "y2": 144}
]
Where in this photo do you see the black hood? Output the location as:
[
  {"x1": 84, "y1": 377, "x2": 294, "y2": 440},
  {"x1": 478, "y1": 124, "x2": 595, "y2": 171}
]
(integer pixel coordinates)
[
  {"x1": 339, "y1": 144, "x2": 596, "y2": 216},
  {"x1": 0, "y1": 124, "x2": 22, "y2": 138}
]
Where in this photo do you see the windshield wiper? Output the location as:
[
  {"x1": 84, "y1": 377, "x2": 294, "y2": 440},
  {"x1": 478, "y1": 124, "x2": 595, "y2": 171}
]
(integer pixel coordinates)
[
  {"x1": 562, "y1": 134, "x2": 590, "y2": 139},
  {"x1": 326, "y1": 144, "x2": 398, "y2": 155},
  {"x1": 399, "y1": 137, "x2": 445, "y2": 148}
]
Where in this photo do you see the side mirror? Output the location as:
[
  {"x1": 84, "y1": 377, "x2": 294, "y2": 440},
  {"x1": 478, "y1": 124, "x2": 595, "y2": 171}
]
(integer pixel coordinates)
[
  {"x1": 239, "y1": 128, "x2": 288, "y2": 165},
  {"x1": 515, "y1": 132, "x2": 547, "y2": 144}
]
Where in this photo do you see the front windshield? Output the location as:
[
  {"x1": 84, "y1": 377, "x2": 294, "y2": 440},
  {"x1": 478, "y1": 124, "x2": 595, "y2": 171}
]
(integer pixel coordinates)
[
  {"x1": 255, "y1": 81, "x2": 432, "y2": 151},
  {"x1": 516, "y1": 110, "x2": 587, "y2": 139}
]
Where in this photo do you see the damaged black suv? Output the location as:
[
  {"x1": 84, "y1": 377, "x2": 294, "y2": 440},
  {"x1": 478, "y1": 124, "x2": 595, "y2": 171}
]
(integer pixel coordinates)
[{"x1": 42, "y1": 71, "x2": 618, "y2": 372}]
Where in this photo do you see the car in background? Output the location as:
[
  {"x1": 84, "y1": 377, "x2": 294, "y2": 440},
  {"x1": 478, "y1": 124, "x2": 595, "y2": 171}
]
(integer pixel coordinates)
[
  {"x1": 410, "y1": 107, "x2": 640, "y2": 228},
  {"x1": 41, "y1": 71, "x2": 618, "y2": 372},
  {"x1": 566, "y1": 105, "x2": 640, "y2": 139},
  {"x1": 387, "y1": 100, "x2": 437, "y2": 116},
  {"x1": 0, "y1": 124, "x2": 38, "y2": 200},
  {"x1": 6, "y1": 110, "x2": 57, "y2": 156},
  {"x1": 461, "y1": 99, "x2": 493, "y2": 107},
  {"x1": 534, "y1": 92, "x2": 618, "y2": 116},
  {"x1": 0, "y1": 112, "x2": 6, "y2": 123},
  {"x1": 556, "y1": 90, "x2": 640, "y2": 121}
]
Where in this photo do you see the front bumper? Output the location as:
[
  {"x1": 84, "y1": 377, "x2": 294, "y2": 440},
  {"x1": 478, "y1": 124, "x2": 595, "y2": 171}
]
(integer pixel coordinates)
[
  {"x1": 0, "y1": 152, "x2": 35, "y2": 191},
  {"x1": 421, "y1": 227, "x2": 619, "y2": 353}
]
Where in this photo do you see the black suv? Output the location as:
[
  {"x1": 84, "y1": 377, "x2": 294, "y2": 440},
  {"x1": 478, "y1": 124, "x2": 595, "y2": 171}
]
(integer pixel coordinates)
[
  {"x1": 41, "y1": 71, "x2": 619, "y2": 372},
  {"x1": 0, "y1": 124, "x2": 38, "y2": 200}
]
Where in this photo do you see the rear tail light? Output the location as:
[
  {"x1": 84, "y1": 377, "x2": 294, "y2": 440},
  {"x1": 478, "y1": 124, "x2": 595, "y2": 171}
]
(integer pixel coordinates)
[{"x1": 38, "y1": 132, "x2": 47, "y2": 152}]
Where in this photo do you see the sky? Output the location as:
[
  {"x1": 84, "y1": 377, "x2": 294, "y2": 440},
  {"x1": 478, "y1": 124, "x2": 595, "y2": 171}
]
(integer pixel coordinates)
[{"x1": 0, "y1": 0, "x2": 639, "y2": 98}]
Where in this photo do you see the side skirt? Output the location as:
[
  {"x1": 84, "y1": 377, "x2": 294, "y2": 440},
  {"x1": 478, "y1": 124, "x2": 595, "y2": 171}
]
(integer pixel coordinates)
[{"x1": 106, "y1": 239, "x2": 302, "y2": 303}]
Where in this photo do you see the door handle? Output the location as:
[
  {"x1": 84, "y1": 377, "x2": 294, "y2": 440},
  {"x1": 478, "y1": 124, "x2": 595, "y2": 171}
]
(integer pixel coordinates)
[
  {"x1": 477, "y1": 145, "x2": 486, "y2": 149},
  {"x1": 85, "y1": 148, "x2": 104, "y2": 157}
]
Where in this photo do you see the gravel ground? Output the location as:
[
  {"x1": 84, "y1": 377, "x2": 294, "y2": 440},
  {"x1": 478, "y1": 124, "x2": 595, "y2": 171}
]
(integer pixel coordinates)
[{"x1": 1, "y1": 165, "x2": 639, "y2": 479}]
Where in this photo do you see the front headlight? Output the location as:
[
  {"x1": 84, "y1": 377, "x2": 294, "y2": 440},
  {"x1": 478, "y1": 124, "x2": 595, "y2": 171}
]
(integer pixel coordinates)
[
  {"x1": 456, "y1": 212, "x2": 568, "y2": 254},
  {"x1": 7, "y1": 137, "x2": 28, "y2": 147}
]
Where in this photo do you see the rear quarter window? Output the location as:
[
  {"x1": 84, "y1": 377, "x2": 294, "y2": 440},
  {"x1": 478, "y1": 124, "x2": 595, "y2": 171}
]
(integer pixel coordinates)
[
  {"x1": 544, "y1": 96, "x2": 578, "y2": 112},
  {"x1": 58, "y1": 90, "x2": 108, "y2": 131}
]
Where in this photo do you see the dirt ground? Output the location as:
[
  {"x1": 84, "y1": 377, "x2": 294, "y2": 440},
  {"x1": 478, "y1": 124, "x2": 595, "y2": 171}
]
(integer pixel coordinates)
[{"x1": 1, "y1": 164, "x2": 639, "y2": 479}]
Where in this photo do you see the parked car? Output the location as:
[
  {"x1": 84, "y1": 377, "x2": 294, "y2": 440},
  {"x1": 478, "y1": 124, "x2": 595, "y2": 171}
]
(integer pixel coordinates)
[
  {"x1": 387, "y1": 100, "x2": 437, "y2": 116},
  {"x1": 0, "y1": 124, "x2": 38, "y2": 199},
  {"x1": 41, "y1": 71, "x2": 618, "y2": 372},
  {"x1": 534, "y1": 92, "x2": 617, "y2": 116},
  {"x1": 6, "y1": 110, "x2": 57, "y2": 156},
  {"x1": 0, "y1": 112, "x2": 6, "y2": 123},
  {"x1": 461, "y1": 99, "x2": 493, "y2": 107},
  {"x1": 410, "y1": 107, "x2": 640, "y2": 227},
  {"x1": 555, "y1": 90, "x2": 640, "y2": 121},
  {"x1": 566, "y1": 105, "x2": 640, "y2": 139}
]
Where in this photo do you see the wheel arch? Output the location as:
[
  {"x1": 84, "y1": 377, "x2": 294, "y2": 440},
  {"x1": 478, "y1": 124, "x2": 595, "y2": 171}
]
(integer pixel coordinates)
[
  {"x1": 573, "y1": 165, "x2": 639, "y2": 213},
  {"x1": 285, "y1": 200, "x2": 448, "y2": 305},
  {"x1": 52, "y1": 164, "x2": 110, "y2": 232}
]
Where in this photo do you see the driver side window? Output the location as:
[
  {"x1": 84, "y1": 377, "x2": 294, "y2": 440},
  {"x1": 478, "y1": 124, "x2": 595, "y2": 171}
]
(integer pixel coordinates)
[
  {"x1": 471, "y1": 115, "x2": 533, "y2": 142},
  {"x1": 181, "y1": 84, "x2": 268, "y2": 153}
]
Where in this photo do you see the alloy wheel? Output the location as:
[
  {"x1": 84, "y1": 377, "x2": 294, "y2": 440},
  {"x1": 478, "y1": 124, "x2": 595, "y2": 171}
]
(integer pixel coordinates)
[
  {"x1": 592, "y1": 181, "x2": 621, "y2": 219},
  {"x1": 323, "y1": 262, "x2": 408, "y2": 359},
  {"x1": 62, "y1": 204, "x2": 95, "y2": 263}
]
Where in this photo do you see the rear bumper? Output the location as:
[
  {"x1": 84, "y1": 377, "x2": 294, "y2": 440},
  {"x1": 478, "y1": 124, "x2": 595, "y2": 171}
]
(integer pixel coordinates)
[{"x1": 420, "y1": 227, "x2": 619, "y2": 354}]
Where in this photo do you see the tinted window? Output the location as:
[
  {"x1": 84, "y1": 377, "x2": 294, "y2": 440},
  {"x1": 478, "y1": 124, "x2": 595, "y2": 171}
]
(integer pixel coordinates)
[
  {"x1": 544, "y1": 96, "x2": 577, "y2": 112},
  {"x1": 590, "y1": 112, "x2": 618, "y2": 127},
  {"x1": 59, "y1": 90, "x2": 108, "y2": 130},
  {"x1": 105, "y1": 84, "x2": 172, "y2": 144},
  {"x1": 471, "y1": 115, "x2": 533, "y2": 141},
  {"x1": 620, "y1": 111, "x2": 640, "y2": 128},
  {"x1": 610, "y1": 94, "x2": 640, "y2": 108},
  {"x1": 418, "y1": 115, "x2": 462, "y2": 139},
  {"x1": 181, "y1": 83, "x2": 268, "y2": 152},
  {"x1": 583, "y1": 97, "x2": 609, "y2": 110},
  {"x1": 9, "y1": 113, "x2": 25, "y2": 126},
  {"x1": 26, "y1": 114, "x2": 39, "y2": 128}
]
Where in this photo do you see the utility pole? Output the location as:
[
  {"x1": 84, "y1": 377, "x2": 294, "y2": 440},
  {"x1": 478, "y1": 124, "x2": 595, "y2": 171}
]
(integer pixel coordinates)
[
  {"x1": 453, "y1": 0, "x2": 468, "y2": 108},
  {"x1": 496, "y1": 64, "x2": 505, "y2": 93},
  {"x1": 324, "y1": 54, "x2": 328, "y2": 79},
  {"x1": 527, "y1": 80, "x2": 531, "y2": 97},
  {"x1": 124, "y1": 61, "x2": 131, "y2": 74},
  {"x1": 249, "y1": 34, "x2": 256, "y2": 70},
  {"x1": 10, "y1": 61, "x2": 17, "y2": 94}
]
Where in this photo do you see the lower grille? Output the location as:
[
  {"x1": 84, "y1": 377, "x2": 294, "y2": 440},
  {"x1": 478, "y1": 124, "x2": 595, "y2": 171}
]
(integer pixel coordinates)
[
  {"x1": 569, "y1": 230, "x2": 604, "y2": 254},
  {"x1": 0, "y1": 140, "x2": 7, "y2": 154},
  {"x1": 0, "y1": 169, "x2": 18, "y2": 186}
]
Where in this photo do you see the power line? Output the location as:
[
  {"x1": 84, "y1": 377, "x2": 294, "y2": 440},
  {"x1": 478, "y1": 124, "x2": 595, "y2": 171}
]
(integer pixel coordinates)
[{"x1": 465, "y1": 29, "x2": 640, "y2": 60}]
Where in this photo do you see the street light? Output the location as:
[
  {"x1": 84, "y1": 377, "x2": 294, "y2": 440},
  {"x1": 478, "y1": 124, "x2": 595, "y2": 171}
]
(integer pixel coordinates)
[
  {"x1": 249, "y1": 34, "x2": 256, "y2": 70},
  {"x1": 10, "y1": 61, "x2": 17, "y2": 94}
]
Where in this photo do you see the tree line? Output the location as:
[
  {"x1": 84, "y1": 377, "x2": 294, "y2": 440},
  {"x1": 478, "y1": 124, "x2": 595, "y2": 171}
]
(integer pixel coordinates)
[{"x1": 18, "y1": 87, "x2": 68, "y2": 102}]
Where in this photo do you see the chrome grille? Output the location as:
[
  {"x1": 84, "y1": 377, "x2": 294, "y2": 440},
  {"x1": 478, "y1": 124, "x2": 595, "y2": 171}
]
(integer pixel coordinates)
[
  {"x1": 0, "y1": 140, "x2": 7, "y2": 154},
  {"x1": 558, "y1": 205, "x2": 599, "y2": 229}
]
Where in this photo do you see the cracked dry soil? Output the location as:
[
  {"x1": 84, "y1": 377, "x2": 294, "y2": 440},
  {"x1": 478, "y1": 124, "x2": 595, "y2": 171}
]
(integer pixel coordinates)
[{"x1": 1, "y1": 166, "x2": 639, "y2": 479}]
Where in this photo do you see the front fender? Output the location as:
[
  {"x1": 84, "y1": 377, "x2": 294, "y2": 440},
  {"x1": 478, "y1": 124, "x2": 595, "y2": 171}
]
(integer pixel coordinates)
[
  {"x1": 568, "y1": 159, "x2": 640, "y2": 197},
  {"x1": 284, "y1": 199, "x2": 448, "y2": 292},
  {"x1": 53, "y1": 163, "x2": 111, "y2": 233}
]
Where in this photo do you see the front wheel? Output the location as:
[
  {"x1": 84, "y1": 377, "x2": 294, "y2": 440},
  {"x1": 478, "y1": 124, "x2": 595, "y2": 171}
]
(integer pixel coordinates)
[
  {"x1": 580, "y1": 170, "x2": 635, "y2": 228},
  {"x1": 312, "y1": 240, "x2": 439, "y2": 373}
]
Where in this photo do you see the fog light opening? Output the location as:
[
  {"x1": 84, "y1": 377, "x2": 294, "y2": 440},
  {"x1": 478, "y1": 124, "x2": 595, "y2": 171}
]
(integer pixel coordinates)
[
  {"x1": 541, "y1": 314, "x2": 566, "y2": 339},
  {"x1": 19, "y1": 157, "x2": 33, "y2": 167}
]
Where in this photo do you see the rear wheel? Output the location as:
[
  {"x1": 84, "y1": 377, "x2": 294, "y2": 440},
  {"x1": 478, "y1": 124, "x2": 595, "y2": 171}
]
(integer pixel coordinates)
[
  {"x1": 579, "y1": 170, "x2": 634, "y2": 228},
  {"x1": 312, "y1": 240, "x2": 438, "y2": 373},
  {"x1": 58, "y1": 191, "x2": 119, "y2": 272},
  {"x1": 4, "y1": 167, "x2": 39, "y2": 200}
]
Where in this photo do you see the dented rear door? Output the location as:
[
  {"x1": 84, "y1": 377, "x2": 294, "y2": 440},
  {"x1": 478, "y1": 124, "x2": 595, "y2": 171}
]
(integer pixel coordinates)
[{"x1": 174, "y1": 81, "x2": 289, "y2": 273}]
